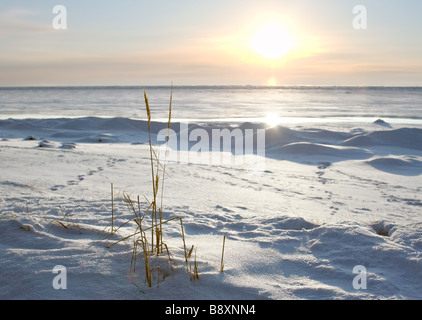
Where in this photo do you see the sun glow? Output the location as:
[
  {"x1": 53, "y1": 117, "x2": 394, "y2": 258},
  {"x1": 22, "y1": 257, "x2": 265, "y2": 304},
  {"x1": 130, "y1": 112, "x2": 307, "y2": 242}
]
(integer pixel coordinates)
[
  {"x1": 250, "y1": 23, "x2": 294, "y2": 59},
  {"x1": 264, "y1": 113, "x2": 282, "y2": 127},
  {"x1": 267, "y1": 77, "x2": 277, "y2": 86}
]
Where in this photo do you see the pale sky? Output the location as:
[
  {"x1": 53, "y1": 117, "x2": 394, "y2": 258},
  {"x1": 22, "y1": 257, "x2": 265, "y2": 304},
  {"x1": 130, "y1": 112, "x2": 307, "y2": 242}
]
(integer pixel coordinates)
[{"x1": 1, "y1": 0, "x2": 422, "y2": 86}]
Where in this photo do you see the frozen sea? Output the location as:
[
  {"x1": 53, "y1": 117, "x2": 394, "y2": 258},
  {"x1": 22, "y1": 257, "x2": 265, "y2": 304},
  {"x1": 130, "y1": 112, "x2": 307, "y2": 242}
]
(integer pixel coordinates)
[{"x1": 1, "y1": 86, "x2": 422, "y2": 128}]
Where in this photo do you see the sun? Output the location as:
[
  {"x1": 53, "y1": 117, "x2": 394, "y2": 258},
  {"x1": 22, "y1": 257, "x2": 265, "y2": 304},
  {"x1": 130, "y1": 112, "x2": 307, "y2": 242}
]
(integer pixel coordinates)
[
  {"x1": 264, "y1": 112, "x2": 282, "y2": 127},
  {"x1": 250, "y1": 23, "x2": 294, "y2": 59}
]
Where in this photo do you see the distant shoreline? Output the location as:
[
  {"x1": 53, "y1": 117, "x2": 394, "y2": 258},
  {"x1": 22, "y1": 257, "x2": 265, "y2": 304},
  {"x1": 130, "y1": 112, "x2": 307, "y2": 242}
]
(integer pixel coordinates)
[{"x1": 1, "y1": 85, "x2": 422, "y2": 90}]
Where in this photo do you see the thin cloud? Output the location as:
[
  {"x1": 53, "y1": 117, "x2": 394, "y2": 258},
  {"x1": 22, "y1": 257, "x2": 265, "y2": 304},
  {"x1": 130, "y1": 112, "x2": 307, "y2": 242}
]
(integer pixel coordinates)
[{"x1": 0, "y1": 8, "x2": 52, "y2": 38}]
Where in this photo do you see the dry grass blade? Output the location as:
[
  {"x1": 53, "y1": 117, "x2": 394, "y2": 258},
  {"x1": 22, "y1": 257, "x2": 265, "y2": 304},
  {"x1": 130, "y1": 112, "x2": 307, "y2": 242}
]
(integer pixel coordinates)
[
  {"x1": 166, "y1": 85, "x2": 172, "y2": 138},
  {"x1": 140, "y1": 235, "x2": 152, "y2": 287},
  {"x1": 144, "y1": 89, "x2": 157, "y2": 251},
  {"x1": 52, "y1": 220, "x2": 68, "y2": 229},
  {"x1": 187, "y1": 245, "x2": 195, "y2": 260},
  {"x1": 159, "y1": 85, "x2": 172, "y2": 253},
  {"x1": 144, "y1": 90, "x2": 151, "y2": 126},
  {"x1": 193, "y1": 248, "x2": 199, "y2": 279},
  {"x1": 123, "y1": 193, "x2": 140, "y2": 220},
  {"x1": 163, "y1": 243, "x2": 174, "y2": 261},
  {"x1": 131, "y1": 233, "x2": 138, "y2": 272},
  {"x1": 220, "y1": 235, "x2": 226, "y2": 272}
]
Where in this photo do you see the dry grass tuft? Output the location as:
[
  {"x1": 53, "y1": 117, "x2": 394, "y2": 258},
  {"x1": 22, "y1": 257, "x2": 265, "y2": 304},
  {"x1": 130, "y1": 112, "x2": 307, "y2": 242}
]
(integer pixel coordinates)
[{"x1": 106, "y1": 87, "x2": 199, "y2": 287}]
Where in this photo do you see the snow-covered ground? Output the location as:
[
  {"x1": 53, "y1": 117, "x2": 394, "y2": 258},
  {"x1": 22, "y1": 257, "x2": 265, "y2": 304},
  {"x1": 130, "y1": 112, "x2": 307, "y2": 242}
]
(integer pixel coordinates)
[{"x1": 1, "y1": 117, "x2": 422, "y2": 299}]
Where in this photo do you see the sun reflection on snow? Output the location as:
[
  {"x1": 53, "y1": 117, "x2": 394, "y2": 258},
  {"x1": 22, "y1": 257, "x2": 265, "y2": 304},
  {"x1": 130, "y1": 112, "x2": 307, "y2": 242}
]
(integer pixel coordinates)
[{"x1": 264, "y1": 113, "x2": 282, "y2": 127}]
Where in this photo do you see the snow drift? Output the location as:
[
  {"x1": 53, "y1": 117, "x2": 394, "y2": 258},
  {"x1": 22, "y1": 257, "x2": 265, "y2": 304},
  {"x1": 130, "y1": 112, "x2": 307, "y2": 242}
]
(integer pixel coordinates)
[{"x1": 1, "y1": 116, "x2": 422, "y2": 300}]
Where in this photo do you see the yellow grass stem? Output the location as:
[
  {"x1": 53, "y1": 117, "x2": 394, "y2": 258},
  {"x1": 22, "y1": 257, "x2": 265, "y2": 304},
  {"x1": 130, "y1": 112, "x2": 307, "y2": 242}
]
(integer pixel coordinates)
[
  {"x1": 130, "y1": 230, "x2": 138, "y2": 272},
  {"x1": 140, "y1": 235, "x2": 152, "y2": 287},
  {"x1": 154, "y1": 173, "x2": 160, "y2": 254},
  {"x1": 187, "y1": 245, "x2": 194, "y2": 260},
  {"x1": 144, "y1": 90, "x2": 151, "y2": 127},
  {"x1": 144, "y1": 90, "x2": 156, "y2": 251},
  {"x1": 137, "y1": 195, "x2": 141, "y2": 219},
  {"x1": 159, "y1": 85, "x2": 172, "y2": 254},
  {"x1": 220, "y1": 235, "x2": 226, "y2": 272},
  {"x1": 123, "y1": 193, "x2": 139, "y2": 220},
  {"x1": 193, "y1": 248, "x2": 199, "y2": 279}
]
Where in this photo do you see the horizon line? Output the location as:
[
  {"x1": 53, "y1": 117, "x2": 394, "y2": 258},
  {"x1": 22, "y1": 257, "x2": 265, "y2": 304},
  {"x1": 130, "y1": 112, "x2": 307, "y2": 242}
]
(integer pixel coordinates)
[{"x1": 1, "y1": 84, "x2": 422, "y2": 89}]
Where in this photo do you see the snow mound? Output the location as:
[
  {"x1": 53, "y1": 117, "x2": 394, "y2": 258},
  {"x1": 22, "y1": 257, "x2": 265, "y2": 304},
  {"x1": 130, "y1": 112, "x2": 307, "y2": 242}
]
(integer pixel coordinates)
[
  {"x1": 265, "y1": 126, "x2": 350, "y2": 149},
  {"x1": 77, "y1": 133, "x2": 119, "y2": 143},
  {"x1": 366, "y1": 156, "x2": 422, "y2": 176},
  {"x1": 303, "y1": 221, "x2": 422, "y2": 299},
  {"x1": 60, "y1": 142, "x2": 77, "y2": 149},
  {"x1": 263, "y1": 216, "x2": 318, "y2": 231},
  {"x1": 343, "y1": 128, "x2": 422, "y2": 150},
  {"x1": 373, "y1": 119, "x2": 392, "y2": 128},
  {"x1": 55, "y1": 117, "x2": 144, "y2": 131},
  {"x1": 38, "y1": 140, "x2": 59, "y2": 148},
  {"x1": 277, "y1": 142, "x2": 372, "y2": 159}
]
